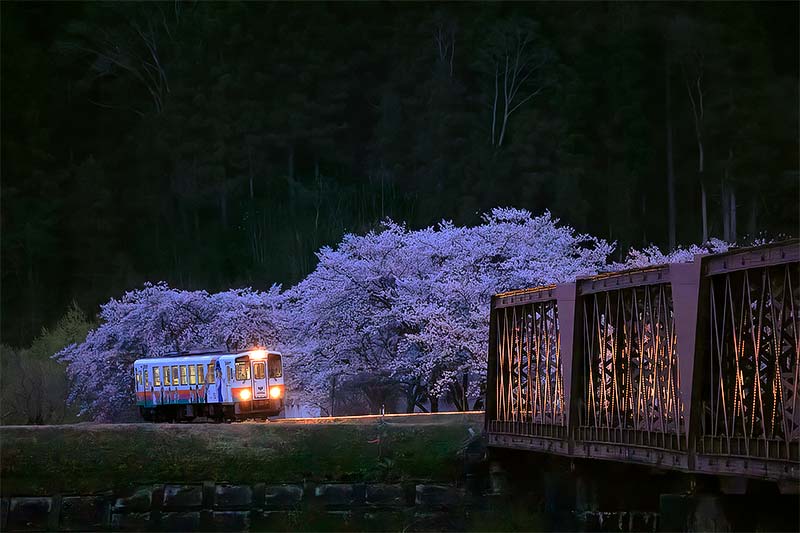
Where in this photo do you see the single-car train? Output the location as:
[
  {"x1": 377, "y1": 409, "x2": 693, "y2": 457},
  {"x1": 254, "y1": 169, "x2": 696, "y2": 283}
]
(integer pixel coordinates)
[{"x1": 134, "y1": 348, "x2": 284, "y2": 422}]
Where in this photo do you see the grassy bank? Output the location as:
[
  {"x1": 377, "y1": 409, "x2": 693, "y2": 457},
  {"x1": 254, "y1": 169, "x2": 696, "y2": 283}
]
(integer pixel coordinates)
[{"x1": 0, "y1": 412, "x2": 483, "y2": 495}]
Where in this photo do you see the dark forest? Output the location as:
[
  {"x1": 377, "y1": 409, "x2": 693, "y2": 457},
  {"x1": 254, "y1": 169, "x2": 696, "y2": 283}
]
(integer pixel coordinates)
[{"x1": 3, "y1": 1, "x2": 798, "y2": 347}]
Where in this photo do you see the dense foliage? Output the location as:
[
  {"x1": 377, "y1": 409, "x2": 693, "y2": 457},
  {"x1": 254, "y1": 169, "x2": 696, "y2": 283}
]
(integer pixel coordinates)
[
  {"x1": 0, "y1": 304, "x2": 94, "y2": 425},
  {"x1": 3, "y1": 2, "x2": 797, "y2": 348}
]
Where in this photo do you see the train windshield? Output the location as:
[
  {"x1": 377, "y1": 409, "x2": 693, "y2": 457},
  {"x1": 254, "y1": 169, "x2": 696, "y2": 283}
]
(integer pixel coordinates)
[
  {"x1": 268, "y1": 354, "x2": 282, "y2": 378},
  {"x1": 235, "y1": 361, "x2": 251, "y2": 381}
]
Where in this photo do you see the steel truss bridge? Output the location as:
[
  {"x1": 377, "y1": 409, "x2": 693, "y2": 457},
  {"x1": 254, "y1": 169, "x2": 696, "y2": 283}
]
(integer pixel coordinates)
[{"x1": 485, "y1": 240, "x2": 799, "y2": 483}]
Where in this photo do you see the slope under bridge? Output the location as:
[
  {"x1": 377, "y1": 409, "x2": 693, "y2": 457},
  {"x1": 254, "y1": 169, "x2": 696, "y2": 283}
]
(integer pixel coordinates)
[{"x1": 485, "y1": 239, "x2": 800, "y2": 484}]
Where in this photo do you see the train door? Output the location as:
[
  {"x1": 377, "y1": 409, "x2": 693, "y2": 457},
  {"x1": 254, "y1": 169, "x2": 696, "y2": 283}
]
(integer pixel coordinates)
[
  {"x1": 252, "y1": 360, "x2": 267, "y2": 399},
  {"x1": 135, "y1": 365, "x2": 144, "y2": 404},
  {"x1": 143, "y1": 366, "x2": 151, "y2": 406}
]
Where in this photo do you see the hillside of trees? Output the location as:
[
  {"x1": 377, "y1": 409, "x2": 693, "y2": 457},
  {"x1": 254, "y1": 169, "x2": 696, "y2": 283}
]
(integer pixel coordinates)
[{"x1": 3, "y1": 2, "x2": 798, "y2": 348}]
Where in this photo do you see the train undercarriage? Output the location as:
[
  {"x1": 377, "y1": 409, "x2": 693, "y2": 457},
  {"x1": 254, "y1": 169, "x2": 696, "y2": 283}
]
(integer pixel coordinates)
[{"x1": 139, "y1": 400, "x2": 283, "y2": 423}]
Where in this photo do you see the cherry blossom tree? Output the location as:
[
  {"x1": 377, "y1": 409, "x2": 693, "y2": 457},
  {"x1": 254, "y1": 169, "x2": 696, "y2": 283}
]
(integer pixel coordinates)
[
  {"x1": 613, "y1": 237, "x2": 732, "y2": 269},
  {"x1": 393, "y1": 209, "x2": 612, "y2": 410},
  {"x1": 284, "y1": 208, "x2": 613, "y2": 413}
]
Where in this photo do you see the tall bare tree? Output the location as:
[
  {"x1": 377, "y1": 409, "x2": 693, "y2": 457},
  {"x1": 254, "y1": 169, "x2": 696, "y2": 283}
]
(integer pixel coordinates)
[
  {"x1": 664, "y1": 43, "x2": 677, "y2": 250},
  {"x1": 58, "y1": 4, "x2": 176, "y2": 115},
  {"x1": 482, "y1": 19, "x2": 554, "y2": 148},
  {"x1": 670, "y1": 15, "x2": 721, "y2": 243}
]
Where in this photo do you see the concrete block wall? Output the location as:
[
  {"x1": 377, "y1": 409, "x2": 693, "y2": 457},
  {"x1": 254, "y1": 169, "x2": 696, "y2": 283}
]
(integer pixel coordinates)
[{"x1": 1, "y1": 482, "x2": 472, "y2": 532}]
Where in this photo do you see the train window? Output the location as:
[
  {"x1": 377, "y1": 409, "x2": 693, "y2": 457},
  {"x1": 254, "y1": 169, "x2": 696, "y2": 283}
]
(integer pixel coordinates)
[
  {"x1": 163, "y1": 366, "x2": 171, "y2": 386},
  {"x1": 207, "y1": 364, "x2": 215, "y2": 384},
  {"x1": 235, "y1": 362, "x2": 250, "y2": 381},
  {"x1": 144, "y1": 369, "x2": 150, "y2": 390},
  {"x1": 228, "y1": 366, "x2": 233, "y2": 382},
  {"x1": 180, "y1": 365, "x2": 188, "y2": 385},
  {"x1": 253, "y1": 362, "x2": 265, "y2": 379},
  {"x1": 269, "y1": 354, "x2": 283, "y2": 378},
  {"x1": 136, "y1": 370, "x2": 142, "y2": 386},
  {"x1": 197, "y1": 365, "x2": 204, "y2": 384},
  {"x1": 189, "y1": 364, "x2": 197, "y2": 385},
  {"x1": 172, "y1": 366, "x2": 179, "y2": 385},
  {"x1": 154, "y1": 367, "x2": 162, "y2": 387}
]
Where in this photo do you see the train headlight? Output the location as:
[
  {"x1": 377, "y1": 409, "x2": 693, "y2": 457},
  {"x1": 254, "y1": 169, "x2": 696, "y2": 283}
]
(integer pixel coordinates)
[
  {"x1": 239, "y1": 389, "x2": 251, "y2": 400},
  {"x1": 269, "y1": 386, "x2": 282, "y2": 399},
  {"x1": 250, "y1": 349, "x2": 266, "y2": 360}
]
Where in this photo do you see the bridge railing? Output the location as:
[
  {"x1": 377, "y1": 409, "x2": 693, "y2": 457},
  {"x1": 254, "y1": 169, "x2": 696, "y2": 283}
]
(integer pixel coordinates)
[
  {"x1": 487, "y1": 285, "x2": 571, "y2": 453},
  {"x1": 696, "y1": 244, "x2": 800, "y2": 479},
  {"x1": 485, "y1": 240, "x2": 799, "y2": 481}
]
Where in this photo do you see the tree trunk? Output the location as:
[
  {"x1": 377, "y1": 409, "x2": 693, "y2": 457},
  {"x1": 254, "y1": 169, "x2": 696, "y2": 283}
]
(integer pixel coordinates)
[
  {"x1": 314, "y1": 161, "x2": 321, "y2": 243},
  {"x1": 288, "y1": 145, "x2": 295, "y2": 180},
  {"x1": 329, "y1": 375, "x2": 337, "y2": 417},
  {"x1": 665, "y1": 50, "x2": 676, "y2": 250},
  {"x1": 701, "y1": 180, "x2": 708, "y2": 243},
  {"x1": 729, "y1": 188, "x2": 736, "y2": 242},
  {"x1": 248, "y1": 144, "x2": 254, "y2": 200},
  {"x1": 430, "y1": 396, "x2": 439, "y2": 413},
  {"x1": 722, "y1": 180, "x2": 730, "y2": 242},
  {"x1": 405, "y1": 382, "x2": 419, "y2": 413},
  {"x1": 748, "y1": 198, "x2": 757, "y2": 240},
  {"x1": 491, "y1": 63, "x2": 498, "y2": 145},
  {"x1": 498, "y1": 80, "x2": 509, "y2": 148},
  {"x1": 219, "y1": 178, "x2": 228, "y2": 228}
]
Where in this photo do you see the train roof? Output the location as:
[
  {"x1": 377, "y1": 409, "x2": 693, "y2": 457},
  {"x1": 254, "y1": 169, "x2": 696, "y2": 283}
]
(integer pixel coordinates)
[{"x1": 134, "y1": 348, "x2": 281, "y2": 366}]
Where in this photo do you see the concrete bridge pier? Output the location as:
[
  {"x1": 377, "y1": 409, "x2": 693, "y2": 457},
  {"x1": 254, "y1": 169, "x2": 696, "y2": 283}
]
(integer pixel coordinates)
[
  {"x1": 659, "y1": 479, "x2": 800, "y2": 533},
  {"x1": 487, "y1": 446, "x2": 799, "y2": 532}
]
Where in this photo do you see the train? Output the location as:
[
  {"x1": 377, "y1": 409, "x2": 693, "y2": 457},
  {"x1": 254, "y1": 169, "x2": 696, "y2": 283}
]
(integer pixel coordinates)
[{"x1": 133, "y1": 348, "x2": 284, "y2": 422}]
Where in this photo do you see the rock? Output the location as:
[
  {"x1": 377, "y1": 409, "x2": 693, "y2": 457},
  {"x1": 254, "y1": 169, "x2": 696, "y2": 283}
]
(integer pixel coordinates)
[
  {"x1": 159, "y1": 511, "x2": 200, "y2": 530},
  {"x1": 113, "y1": 487, "x2": 153, "y2": 513},
  {"x1": 314, "y1": 484, "x2": 358, "y2": 507},
  {"x1": 409, "y1": 510, "x2": 463, "y2": 531},
  {"x1": 212, "y1": 511, "x2": 251, "y2": 531},
  {"x1": 365, "y1": 484, "x2": 406, "y2": 506},
  {"x1": 362, "y1": 510, "x2": 409, "y2": 531},
  {"x1": 258, "y1": 510, "x2": 294, "y2": 531},
  {"x1": 8, "y1": 497, "x2": 52, "y2": 531},
  {"x1": 264, "y1": 484, "x2": 303, "y2": 508},
  {"x1": 60, "y1": 496, "x2": 110, "y2": 531},
  {"x1": 414, "y1": 485, "x2": 463, "y2": 508},
  {"x1": 215, "y1": 484, "x2": 253, "y2": 509},
  {"x1": 162, "y1": 484, "x2": 203, "y2": 509},
  {"x1": 1, "y1": 498, "x2": 9, "y2": 531},
  {"x1": 111, "y1": 512, "x2": 151, "y2": 531}
]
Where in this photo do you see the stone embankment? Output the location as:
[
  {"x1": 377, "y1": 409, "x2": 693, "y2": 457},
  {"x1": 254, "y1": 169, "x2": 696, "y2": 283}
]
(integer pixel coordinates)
[{"x1": 4, "y1": 481, "x2": 489, "y2": 531}]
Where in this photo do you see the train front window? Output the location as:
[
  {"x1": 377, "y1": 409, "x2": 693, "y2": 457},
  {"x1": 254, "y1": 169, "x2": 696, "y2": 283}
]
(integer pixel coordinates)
[
  {"x1": 154, "y1": 367, "x2": 162, "y2": 387},
  {"x1": 235, "y1": 362, "x2": 250, "y2": 381},
  {"x1": 268, "y1": 354, "x2": 282, "y2": 378},
  {"x1": 253, "y1": 362, "x2": 265, "y2": 379}
]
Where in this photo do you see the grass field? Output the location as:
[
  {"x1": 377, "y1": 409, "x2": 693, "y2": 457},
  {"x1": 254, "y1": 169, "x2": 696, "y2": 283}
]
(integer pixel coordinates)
[{"x1": 0, "y1": 412, "x2": 484, "y2": 495}]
